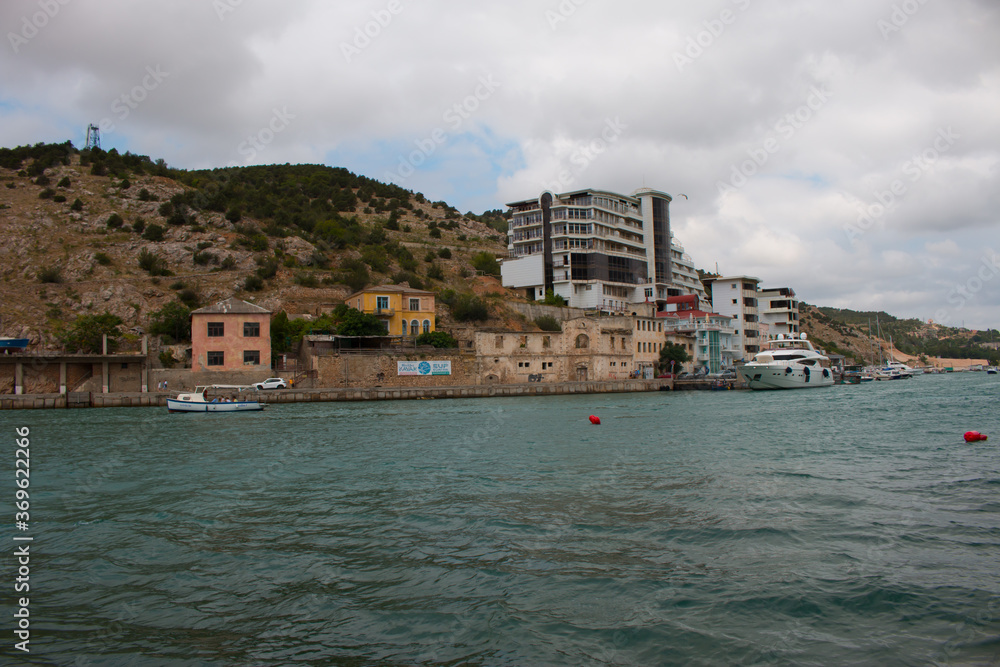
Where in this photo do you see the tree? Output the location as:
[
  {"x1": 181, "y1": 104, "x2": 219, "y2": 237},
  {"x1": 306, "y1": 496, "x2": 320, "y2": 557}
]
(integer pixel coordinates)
[
  {"x1": 657, "y1": 342, "x2": 691, "y2": 374},
  {"x1": 336, "y1": 308, "x2": 386, "y2": 336},
  {"x1": 471, "y1": 251, "x2": 500, "y2": 277},
  {"x1": 416, "y1": 331, "x2": 458, "y2": 348},
  {"x1": 60, "y1": 313, "x2": 123, "y2": 353},
  {"x1": 541, "y1": 289, "x2": 566, "y2": 306},
  {"x1": 148, "y1": 301, "x2": 192, "y2": 342},
  {"x1": 450, "y1": 294, "x2": 489, "y2": 322}
]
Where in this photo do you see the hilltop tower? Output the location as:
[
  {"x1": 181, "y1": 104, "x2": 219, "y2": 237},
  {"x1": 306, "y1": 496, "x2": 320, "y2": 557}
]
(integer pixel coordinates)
[{"x1": 84, "y1": 124, "x2": 101, "y2": 150}]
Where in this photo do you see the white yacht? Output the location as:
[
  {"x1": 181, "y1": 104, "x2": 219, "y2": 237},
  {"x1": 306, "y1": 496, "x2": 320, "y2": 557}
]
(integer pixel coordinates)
[{"x1": 737, "y1": 334, "x2": 835, "y2": 390}]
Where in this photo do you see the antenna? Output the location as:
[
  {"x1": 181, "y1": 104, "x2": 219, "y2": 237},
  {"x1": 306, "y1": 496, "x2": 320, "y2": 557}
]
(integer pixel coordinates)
[{"x1": 85, "y1": 124, "x2": 101, "y2": 150}]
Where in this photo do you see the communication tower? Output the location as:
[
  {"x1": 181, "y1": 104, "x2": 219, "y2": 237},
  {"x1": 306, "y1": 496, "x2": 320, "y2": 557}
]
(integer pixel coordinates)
[{"x1": 85, "y1": 124, "x2": 101, "y2": 150}]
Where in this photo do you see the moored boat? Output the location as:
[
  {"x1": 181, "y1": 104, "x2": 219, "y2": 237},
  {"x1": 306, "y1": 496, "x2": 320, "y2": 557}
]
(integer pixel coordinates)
[
  {"x1": 737, "y1": 334, "x2": 835, "y2": 390},
  {"x1": 167, "y1": 385, "x2": 265, "y2": 413},
  {"x1": 0, "y1": 337, "x2": 30, "y2": 353}
]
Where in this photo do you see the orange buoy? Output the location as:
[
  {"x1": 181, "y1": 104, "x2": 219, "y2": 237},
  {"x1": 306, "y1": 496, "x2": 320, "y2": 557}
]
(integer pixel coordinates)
[
  {"x1": 589, "y1": 415, "x2": 601, "y2": 425},
  {"x1": 964, "y1": 431, "x2": 988, "y2": 443}
]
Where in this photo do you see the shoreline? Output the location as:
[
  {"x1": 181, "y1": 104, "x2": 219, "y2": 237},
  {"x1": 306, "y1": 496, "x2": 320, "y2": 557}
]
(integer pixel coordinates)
[{"x1": 0, "y1": 378, "x2": 683, "y2": 410}]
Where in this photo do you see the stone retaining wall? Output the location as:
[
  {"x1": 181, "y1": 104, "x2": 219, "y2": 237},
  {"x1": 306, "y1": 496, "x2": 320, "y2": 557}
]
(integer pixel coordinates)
[{"x1": 0, "y1": 379, "x2": 672, "y2": 409}]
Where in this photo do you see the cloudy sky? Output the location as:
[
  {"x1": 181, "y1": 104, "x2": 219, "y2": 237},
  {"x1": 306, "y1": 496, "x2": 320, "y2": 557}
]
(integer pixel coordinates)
[{"x1": 2, "y1": 0, "x2": 998, "y2": 329}]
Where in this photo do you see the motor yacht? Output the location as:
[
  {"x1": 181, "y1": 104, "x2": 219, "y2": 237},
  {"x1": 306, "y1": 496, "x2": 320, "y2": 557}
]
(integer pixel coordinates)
[{"x1": 737, "y1": 334, "x2": 835, "y2": 390}]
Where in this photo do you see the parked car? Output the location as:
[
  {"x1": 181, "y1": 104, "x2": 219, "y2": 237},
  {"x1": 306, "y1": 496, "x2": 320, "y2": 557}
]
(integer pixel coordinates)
[
  {"x1": 254, "y1": 377, "x2": 288, "y2": 390},
  {"x1": 720, "y1": 369, "x2": 737, "y2": 379}
]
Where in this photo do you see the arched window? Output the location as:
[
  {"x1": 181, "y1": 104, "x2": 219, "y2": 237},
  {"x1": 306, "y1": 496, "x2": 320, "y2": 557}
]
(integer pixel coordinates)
[
  {"x1": 575, "y1": 334, "x2": 589, "y2": 349},
  {"x1": 422, "y1": 320, "x2": 431, "y2": 334},
  {"x1": 411, "y1": 320, "x2": 419, "y2": 336},
  {"x1": 401, "y1": 320, "x2": 408, "y2": 336}
]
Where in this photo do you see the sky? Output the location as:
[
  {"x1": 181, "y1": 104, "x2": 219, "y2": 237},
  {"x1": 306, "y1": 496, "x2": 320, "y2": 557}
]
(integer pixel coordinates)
[{"x1": 2, "y1": 0, "x2": 999, "y2": 330}]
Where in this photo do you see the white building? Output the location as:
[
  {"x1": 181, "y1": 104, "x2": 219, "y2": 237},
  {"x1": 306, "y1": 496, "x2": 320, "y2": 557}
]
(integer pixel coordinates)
[
  {"x1": 708, "y1": 275, "x2": 762, "y2": 360},
  {"x1": 501, "y1": 188, "x2": 707, "y2": 313},
  {"x1": 758, "y1": 287, "x2": 800, "y2": 336}
]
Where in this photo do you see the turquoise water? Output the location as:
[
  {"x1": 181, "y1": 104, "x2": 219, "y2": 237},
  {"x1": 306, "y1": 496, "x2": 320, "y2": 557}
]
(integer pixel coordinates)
[{"x1": 3, "y1": 373, "x2": 999, "y2": 665}]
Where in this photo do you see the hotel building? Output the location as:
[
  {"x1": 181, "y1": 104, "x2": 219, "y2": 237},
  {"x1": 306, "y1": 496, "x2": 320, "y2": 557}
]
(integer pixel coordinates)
[
  {"x1": 501, "y1": 188, "x2": 707, "y2": 313},
  {"x1": 758, "y1": 287, "x2": 800, "y2": 337},
  {"x1": 707, "y1": 275, "x2": 762, "y2": 360}
]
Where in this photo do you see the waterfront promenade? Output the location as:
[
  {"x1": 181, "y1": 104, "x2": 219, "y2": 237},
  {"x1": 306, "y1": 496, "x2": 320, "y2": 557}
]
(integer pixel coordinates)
[{"x1": 0, "y1": 378, "x2": 679, "y2": 410}]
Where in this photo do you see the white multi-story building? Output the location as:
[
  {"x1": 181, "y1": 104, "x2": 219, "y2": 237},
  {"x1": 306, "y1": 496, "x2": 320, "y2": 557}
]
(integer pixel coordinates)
[
  {"x1": 501, "y1": 188, "x2": 707, "y2": 313},
  {"x1": 708, "y1": 275, "x2": 762, "y2": 360},
  {"x1": 758, "y1": 287, "x2": 799, "y2": 336}
]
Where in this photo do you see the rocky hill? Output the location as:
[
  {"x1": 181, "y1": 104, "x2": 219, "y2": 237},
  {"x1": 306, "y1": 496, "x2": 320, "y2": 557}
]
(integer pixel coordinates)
[{"x1": 0, "y1": 142, "x2": 527, "y2": 349}]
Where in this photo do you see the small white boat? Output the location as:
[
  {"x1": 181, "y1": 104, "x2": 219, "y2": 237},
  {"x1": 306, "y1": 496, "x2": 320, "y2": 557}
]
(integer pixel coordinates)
[
  {"x1": 987, "y1": 367, "x2": 998, "y2": 375},
  {"x1": 737, "y1": 334, "x2": 835, "y2": 390},
  {"x1": 167, "y1": 385, "x2": 265, "y2": 413}
]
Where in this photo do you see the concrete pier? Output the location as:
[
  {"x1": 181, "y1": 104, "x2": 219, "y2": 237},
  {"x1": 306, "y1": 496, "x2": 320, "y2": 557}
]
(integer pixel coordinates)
[{"x1": 0, "y1": 378, "x2": 675, "y2": 410}]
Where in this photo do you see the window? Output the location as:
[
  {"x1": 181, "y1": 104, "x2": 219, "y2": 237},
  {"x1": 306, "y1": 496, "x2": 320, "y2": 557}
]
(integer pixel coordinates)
[
  {"x1": 732, "y1": 299, "x2": 738, "y2": 305},
  {"x1": 495, "y1": 335, "x2": 504, "y2": 348},
  {"x1": 409, "y1": 298, "x2": 420, "y2": 311},
  {"x1": 411, "y1": 320, "x2": 419, "y2": 335},
  {"x1": 207, "y1": 351, "x2": 224, "y2": 366},
  {"x1": 402, "y1": 320, "x2": 408, "y2": 336},
  {"x1": 244, "y1": 350, "x2": 260, "y2": 365},
  {"x1": 244, "y1": 322, "x2": 260, "y2": 337},
  {"x1": 575, "y1": 334, "x2": 590, "y2": 349},
  {"x1": 207, "y1": 322, "x2": 224, "y2": 337},
  {"x1": 422, "y1": 320, "x2": 431, "y2": 334},
  {"x1": 376, "y1": 296, "x2": 390, "y2": 311}
]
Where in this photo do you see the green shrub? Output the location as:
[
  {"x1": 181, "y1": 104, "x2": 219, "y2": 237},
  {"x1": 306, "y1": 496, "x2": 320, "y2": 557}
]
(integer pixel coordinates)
[
  {"x1": 416, "y1": 331, "x2": 458, "y2": 348},
  {"x1": 295, "y1": 273, "x2": 320, "y2": 288},
  {"x1": 159, "y1": 350, "x2": 177, "y2": 368},
  {"x1": 138, "y1": 249, "x2": 171, "y2": 276},
  {"x1": 535, "y1": 315, "x2": 562, "y2": 331},
  {"x1": 94, "y1": 252, "x2": 113, "y2": 266},
  {"x1": 437, "y1": 247, "x2": 452, "y2": 259},
  {"x1": 361, "y1": 245, "x2": 390, "y2": 273},
  {"x1": 450, "y1": 294, "x2": 489, "y2": 322},
  {"x1": 70, "y1": 198, "x2": 83, "y2": 211},
  {"x1": 132, "y1": 218, "x2": 146, "y2": 234},
  {"x1": 37, "y1": 266, "x2": 63, "y2": 283},
  {"x1": 243, "y1": 275, "x2": 264, "y2": 291},
  {"x1": 427, "y1": 263, "x2": 444, "y2": 281},
  {"x1": 57, "y1": 176, "x2": 71, "y2": 188},
  {"x1": 193, "y1": 250, "x2": 217, "y2": 266},
  {"x1": 106, "y1": 213, "x2": 124, "y2": 228},
  {"x1": 52, "y1": 194, "x2": 66, "y2": 203},
  {"x1": 142, "y1": 223, "x2": 164, "y2": 241},
  {"x1": 38, "y1": 188, "x2": 55, "y2": 199}
]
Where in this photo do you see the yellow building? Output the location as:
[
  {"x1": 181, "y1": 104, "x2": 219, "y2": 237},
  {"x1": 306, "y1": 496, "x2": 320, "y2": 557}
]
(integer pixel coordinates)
[{"x1": 344, "y1": 285, "x2": 436, "y2": 336}]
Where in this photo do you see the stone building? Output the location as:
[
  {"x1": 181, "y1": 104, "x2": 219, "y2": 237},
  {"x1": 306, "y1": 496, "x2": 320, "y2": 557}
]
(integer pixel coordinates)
[
  {"x1": 190, "y1": 298, "x2": 271, "y2": 372},
  {"x1": 475, "y1": 316, "x2": 636, "y2": 383}
]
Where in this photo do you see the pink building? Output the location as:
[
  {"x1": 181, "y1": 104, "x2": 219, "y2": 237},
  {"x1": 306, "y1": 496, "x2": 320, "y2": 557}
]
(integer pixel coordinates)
[{"x1": 190, "y1": 298, "x2": 271, "y2": 372}]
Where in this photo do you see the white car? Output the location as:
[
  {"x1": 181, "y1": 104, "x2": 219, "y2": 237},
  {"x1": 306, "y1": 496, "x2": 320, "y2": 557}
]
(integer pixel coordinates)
[{"x1": 254, "y1": 377, "x2": 288, "y2": 390}]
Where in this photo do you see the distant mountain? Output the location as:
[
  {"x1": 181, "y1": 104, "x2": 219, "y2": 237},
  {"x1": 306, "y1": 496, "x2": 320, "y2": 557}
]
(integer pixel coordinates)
[{"x1": 802, "y1": 305, "x2": 998, "y2": 365}]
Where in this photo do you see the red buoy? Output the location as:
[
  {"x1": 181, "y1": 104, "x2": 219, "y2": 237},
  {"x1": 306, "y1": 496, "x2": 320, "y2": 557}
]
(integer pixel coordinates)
[
  {"x1": 964, "y1": 431, "x2": 988, "y2": 443},
  {"x1": 589, "y1": 415, "x2": 601, "y2": 425}
]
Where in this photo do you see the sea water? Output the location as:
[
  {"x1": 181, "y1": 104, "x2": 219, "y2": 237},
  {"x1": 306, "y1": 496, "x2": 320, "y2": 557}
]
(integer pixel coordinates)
[{"x1": 2, "y1": 373, "x2": 999, "y2": 665}]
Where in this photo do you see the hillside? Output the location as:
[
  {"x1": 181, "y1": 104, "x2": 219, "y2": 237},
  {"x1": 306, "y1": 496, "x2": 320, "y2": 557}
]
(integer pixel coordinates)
[
  {"x1": 800, "y1": 305, "x2": 997, "y2": 367},
  {"x1": 0, "y1": 141, "x2": 525, "y2": 349}
]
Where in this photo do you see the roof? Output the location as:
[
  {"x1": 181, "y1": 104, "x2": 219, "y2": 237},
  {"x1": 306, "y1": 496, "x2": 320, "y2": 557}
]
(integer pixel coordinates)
[
  {"x1": 191, "y1": 297, "x2": 270, "y2": 316},
  {"x1": 344, "y1": 285, "x2": 436, "y2": 301}
]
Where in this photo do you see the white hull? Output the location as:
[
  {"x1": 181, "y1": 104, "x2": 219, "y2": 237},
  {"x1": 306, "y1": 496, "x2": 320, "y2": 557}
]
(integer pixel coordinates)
[
  {"x1": 738, "y1": 363, "x2": 835, "y2": 390},
  {"x1": 167, "y1": 398, "x2": 264, "y2": 413}
]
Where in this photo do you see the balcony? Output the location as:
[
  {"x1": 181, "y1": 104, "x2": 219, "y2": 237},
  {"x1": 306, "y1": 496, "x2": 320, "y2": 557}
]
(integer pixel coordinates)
[{"x1": 373, "y1": 308, "x2": 395, "y2": 318}]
